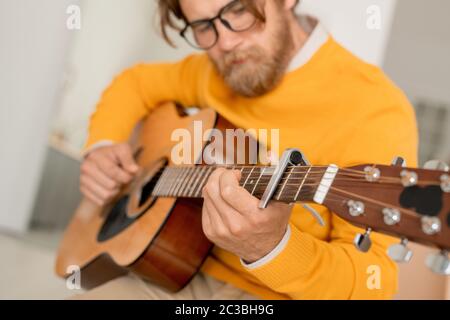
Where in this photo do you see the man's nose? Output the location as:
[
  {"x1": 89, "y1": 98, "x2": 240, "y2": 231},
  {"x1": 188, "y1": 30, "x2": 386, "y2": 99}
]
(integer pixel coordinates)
[{"x1": 214, "y1": 20, "x2": 242, "y2": 52}]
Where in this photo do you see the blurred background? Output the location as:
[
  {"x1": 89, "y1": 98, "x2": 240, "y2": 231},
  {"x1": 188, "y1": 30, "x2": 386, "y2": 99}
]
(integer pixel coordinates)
[{"x1": 0, "y1": 0, "x2": 449, "y2": 299}]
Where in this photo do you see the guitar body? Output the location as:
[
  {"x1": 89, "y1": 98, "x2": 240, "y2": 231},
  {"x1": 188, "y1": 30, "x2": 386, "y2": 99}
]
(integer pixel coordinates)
[{"x1": 55, "y1": 103, "x2": 225, "y2": 291}]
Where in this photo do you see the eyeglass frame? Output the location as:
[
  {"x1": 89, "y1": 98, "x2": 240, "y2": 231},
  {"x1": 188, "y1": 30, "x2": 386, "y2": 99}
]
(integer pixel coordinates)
[{"x1": 179, "y1": 0, "x2": 258, "y2": 50}]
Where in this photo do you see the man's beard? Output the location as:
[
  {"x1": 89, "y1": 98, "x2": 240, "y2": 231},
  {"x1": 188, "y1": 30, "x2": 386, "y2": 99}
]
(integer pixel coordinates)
[{"x1": 212, "y1": 19, "x2": 293, "y2": 98}]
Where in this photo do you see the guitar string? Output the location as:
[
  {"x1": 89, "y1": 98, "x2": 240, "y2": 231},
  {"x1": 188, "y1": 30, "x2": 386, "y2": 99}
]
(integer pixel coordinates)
[
  {"x1": 151, "y1": 164, "x2": 444, "y2": 197},
  {"x1": 153, "y1": 169, "x2": 442, "y2": 189}
]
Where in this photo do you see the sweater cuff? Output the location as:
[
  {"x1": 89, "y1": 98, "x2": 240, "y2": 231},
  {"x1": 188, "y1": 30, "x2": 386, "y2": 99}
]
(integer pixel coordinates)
[
  {"x1": 243, "y1": 223, "x2": 317, "y2": 289},
  {"x1": 240, "y1": 226, "x2": 291, "y2": 270},
  {"x1": 82, "y1": 140, "x2": 116, "y2": 158}
]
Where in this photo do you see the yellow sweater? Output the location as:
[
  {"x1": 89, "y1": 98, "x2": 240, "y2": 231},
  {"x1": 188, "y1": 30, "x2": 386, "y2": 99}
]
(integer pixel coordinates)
[{"x1": 86, "y1": 37, "x2": 418, "y2": 299}]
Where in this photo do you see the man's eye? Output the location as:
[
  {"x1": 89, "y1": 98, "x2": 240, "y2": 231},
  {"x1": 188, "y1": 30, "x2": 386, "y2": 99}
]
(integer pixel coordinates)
[
  {"x1": 195, "y1": 24, "x2": 212, "y2": 34},
  {"x1": 230, "y1": 5, "x2": 247, "y2": 15}
]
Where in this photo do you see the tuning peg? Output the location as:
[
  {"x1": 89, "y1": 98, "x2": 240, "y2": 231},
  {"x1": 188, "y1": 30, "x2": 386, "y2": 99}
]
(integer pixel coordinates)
[
  {"x1": 400, "y1": 170, "x2": 418, "y2": 187},
  {"x1": 382, "y1": 207, "x2": 401, "y2": 225},
  {"x1": 387, "y1": 238, "x2": 413, "y2": 263},
  {"x1": 421, "y1": 216, "x2": 441, "y2": 235},
  {"x1": 441, "y1": 174, "x2": 450, "y2": 193},
  {"x1": 423, "y1": 160, "x2": 449, "y2": 172},
  {"x1": 391, "y1": 156, "x2": 406, "y2": 167},
  {"x1": 425, "y1": 250, "x2": 450, "y2": 275},
  {"x1": 364, "y1": 166, "x2": 381, "y2": 182},
  {"x1": 347, "y1": 200, "x2": 365, "y2": 217},
  {"x1": 354, "y1": 228, "x2": 372, "y2": 253}
]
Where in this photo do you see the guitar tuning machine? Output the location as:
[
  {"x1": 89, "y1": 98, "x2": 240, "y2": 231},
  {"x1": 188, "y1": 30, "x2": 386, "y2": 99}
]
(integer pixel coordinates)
[
  {"x1": 400, "y1": 170, "x2": 418, "y2": 187},
  {"x1": 440, "y1": 174, "x2": 450, "y2": 193},
  {"x1": 388, "y1": 238, "x2": 413, "y2": 263},
  {"x1": 421, "y1": 216, "x2": 442, "y2": 235},
  {"x1": 426, "y1": 250, "x2": 450, "y2": 275},
  {"x1": 391, "y1": 156, "x2": 406, "y2": 167},
  {"x1": 364, "y1": 166, "x2": 381, "y2": 182},
  {"x1": 423, "y1": 160, "x2": 450, "y2": 193},
  {"x1": 347, "y1": 200, "x2": 365, "y2": 217},
  {"x1": 354, "y1": 228, "x2": 372, "y2": 253},
  {"x1": 423, "y1": 160, "x2": 449, "y2": 172},
  {"x1": 382, "y1": 207, "x2": 401, "y2": 226}
]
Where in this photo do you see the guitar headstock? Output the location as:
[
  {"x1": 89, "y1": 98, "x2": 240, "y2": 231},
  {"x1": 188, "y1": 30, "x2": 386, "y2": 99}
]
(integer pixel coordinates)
[{"x1": 322, "y1": 158, "x2": 450, "y2": 275}]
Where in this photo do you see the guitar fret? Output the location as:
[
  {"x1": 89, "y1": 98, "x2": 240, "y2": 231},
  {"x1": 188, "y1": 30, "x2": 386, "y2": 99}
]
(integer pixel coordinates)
[
  {"x1": 153, "y1": 173, "x2": 161, "y2": 196},
  {"x1": 190, "y1": 167, "x2": 205, "y2": 197},
  {"x1": 173, "y1": 167, "x2": 188, "y2": 197},
  {"x1": 155, "y1": 169, "x2": 170, "y2": 196},
  {"x1": 180, "y1": 167, "x2": 192, "y2": 197},
  {"x1": 242, "y1": 167, "x2": 255, "y2": 188},
  {"x1": 294, "y1": 166, "x2": 311, "y2": 201},
  {"x1": 168, "y1": 168, "x2": 180, "y2": 197},
  {"x1": 182, "y1": 168, "x2": 197, "y2": 197},
  {"x1": 188, "y1": 167, "x2": 203, "y2": 197},
  {"x1": 251, "y1": 167, "x2": 264, "y2": 195},
  {"x1": 188, "y1": 167, "x2": 202, "y2": 196},
  {"x1": 196, "y1": 166, "x2": 214, "y2": 197},
  {"x1": 276, "y1": 166, "x2": 294, "y2": 200}
]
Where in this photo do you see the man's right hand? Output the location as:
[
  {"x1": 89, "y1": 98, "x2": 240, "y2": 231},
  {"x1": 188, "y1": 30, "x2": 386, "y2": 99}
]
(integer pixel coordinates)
[{"x1": 80, "y1": 143, "x2": 140, "y2": 206}]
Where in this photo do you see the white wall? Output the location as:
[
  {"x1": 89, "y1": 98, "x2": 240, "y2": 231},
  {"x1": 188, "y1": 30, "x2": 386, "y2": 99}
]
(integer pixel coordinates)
[
  {"x1": 53, "y1": 0, "x2": 397, "y2": 151},
  {"x1": 301, "y1": 0, "x2": 397, "y2": 66},
  {"x1": 0, "y1": 0, "x2": 76, "y2": 232},
  {"x1": 52, "y1": 0, "x2": 195, "y2": 152},
  {"x1": 383, "y1": 0, "x2": 450, "y2": 104}
]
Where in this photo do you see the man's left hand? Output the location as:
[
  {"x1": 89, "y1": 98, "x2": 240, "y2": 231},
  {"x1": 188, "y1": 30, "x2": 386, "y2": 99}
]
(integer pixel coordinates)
[{"x1": 201, "y1": 168, "x2": 294, "y2": 264}]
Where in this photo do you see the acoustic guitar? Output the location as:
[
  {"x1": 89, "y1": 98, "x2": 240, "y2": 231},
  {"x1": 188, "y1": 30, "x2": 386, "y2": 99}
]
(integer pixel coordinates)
[{"x1": 55, "y1": 102, "x2": 450, "y2": 292}]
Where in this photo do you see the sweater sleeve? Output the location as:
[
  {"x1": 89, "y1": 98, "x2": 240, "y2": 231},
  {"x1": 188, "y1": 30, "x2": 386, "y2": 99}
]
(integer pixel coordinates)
[
  {"x1": 85, "y1": 54, "x2": 208, "y2": 150},
  {"x1": 244, "y1": 90, "x2": 419, "y2": 299}
]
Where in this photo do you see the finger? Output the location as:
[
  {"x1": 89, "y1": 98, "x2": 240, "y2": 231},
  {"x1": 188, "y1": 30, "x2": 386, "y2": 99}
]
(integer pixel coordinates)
[
  {"x1": 204, "y1": 169, "x2": 243, "y2": 222},
  {"x1": 202, "y1": 190, "x2": 229, "y2": 238},
  {"x1": 201, "y1": 202, "x2": 212, "y2": 235},
  {"x1": 81, "y1": 174, "x2": 119, "y2": 203},
  {"x1": 219, "y1": 169, "x2": 259, "y2": 215},
  {"x1": 82, "y1": 161, "x2": 118, "y2": 190},
  {"x1": 114, "y1": 144, "x2": 139, "y2": 173},
  {"x1": 95, "y1": 153, "x2": 134, "y2": 184},
  {"x1": 80, "y1": 185, "x2": 104, "y2": 206}
]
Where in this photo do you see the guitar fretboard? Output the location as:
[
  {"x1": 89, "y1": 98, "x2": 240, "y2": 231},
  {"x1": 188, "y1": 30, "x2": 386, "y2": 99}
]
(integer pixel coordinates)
[{"x1": 152, "y1": 165, "x2": 327, "y2": 203}]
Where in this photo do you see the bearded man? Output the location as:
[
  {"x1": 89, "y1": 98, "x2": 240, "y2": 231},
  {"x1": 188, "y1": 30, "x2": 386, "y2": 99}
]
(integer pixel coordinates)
[{"x1": 75, "y1": 0, "x2": 418, "y2": 299}]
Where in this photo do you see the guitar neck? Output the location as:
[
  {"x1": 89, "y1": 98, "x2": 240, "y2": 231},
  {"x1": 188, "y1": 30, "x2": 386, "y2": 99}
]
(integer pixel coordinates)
[{"x1": 152, "y1": 165, "x2": 327, "y2": 203}]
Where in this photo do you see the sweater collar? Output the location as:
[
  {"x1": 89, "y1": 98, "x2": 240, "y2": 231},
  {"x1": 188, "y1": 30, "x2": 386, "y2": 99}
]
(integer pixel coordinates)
[{"x1": 287, "y1": 16, "x2": 329, "y2": 73}]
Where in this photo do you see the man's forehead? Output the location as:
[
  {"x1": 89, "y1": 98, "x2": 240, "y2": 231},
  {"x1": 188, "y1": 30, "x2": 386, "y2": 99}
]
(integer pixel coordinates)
[{"x1": 180, "y1": 0, "x2": 234, "y2": 21}]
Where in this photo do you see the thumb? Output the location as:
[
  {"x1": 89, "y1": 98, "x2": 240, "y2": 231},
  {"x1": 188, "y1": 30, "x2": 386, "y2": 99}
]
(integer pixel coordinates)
[{"x1": 115, "y1": 144, "x2": 139, "y2": 173}]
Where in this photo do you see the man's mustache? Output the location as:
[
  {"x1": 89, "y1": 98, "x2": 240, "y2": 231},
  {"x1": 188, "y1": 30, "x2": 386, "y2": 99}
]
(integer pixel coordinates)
[{"x1": 220, "y1": 47, "x2": 264, "y2": 71}]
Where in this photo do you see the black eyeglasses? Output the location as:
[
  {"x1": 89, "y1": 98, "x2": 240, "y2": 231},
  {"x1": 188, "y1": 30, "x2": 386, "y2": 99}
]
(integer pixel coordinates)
[{"x1": 180, "y1": 0, "x2": 257, "y2": 50}]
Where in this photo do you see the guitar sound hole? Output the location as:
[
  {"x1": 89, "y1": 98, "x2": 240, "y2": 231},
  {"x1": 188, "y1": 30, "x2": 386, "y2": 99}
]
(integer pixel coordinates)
[
  {"x1": 138, "y1": 164, "x2": 165, "y2": 207},
  {"x1": 97, "y1": 196, "x2": 133, "y2": 242},
  {"x1": 97, "y1": 160, "x2": 168, "y2": 242}
]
